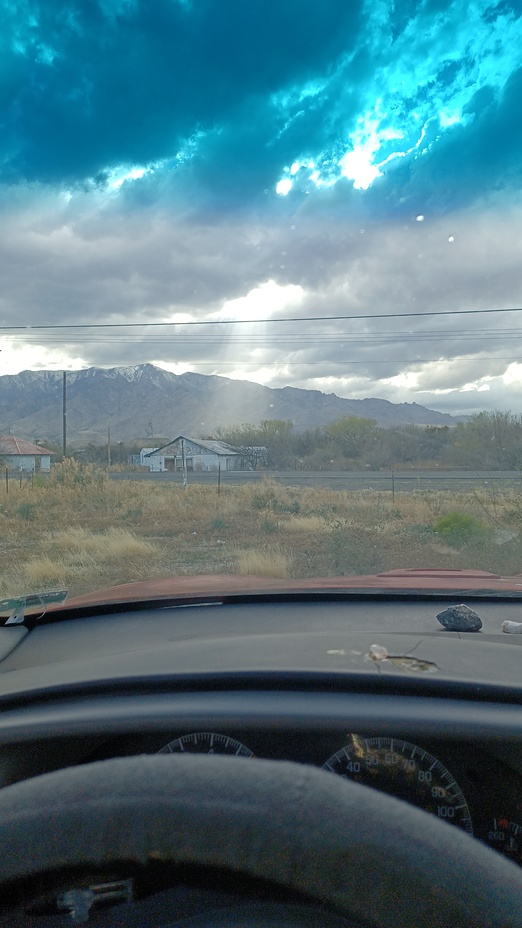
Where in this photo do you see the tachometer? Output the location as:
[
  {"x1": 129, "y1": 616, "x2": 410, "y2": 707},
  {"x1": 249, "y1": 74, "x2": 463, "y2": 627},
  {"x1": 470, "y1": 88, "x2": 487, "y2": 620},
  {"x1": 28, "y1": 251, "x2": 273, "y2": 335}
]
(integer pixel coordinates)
[
  {"x1": 158, "y1": 732, "x2": 254, "y2": 756},
  {"x1": 487, "y1": 816, "x2": 522, "y2": 865},
  {"x1": 322, "y1": 736, "x2": 473, "y2": 834}
]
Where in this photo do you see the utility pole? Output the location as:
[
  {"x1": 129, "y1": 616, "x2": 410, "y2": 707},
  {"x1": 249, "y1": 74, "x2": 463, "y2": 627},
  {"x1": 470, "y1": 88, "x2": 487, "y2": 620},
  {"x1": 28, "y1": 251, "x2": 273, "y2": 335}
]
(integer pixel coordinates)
[
  {"x1": 62, "y1": 372, "x2": 67, "y2": 458},
  {"x1": 181, "y1": 438, "x2": 188, "y2": 488},
  {"x1": 107, "y1": 426, "x2": 111, "y2": 470}
]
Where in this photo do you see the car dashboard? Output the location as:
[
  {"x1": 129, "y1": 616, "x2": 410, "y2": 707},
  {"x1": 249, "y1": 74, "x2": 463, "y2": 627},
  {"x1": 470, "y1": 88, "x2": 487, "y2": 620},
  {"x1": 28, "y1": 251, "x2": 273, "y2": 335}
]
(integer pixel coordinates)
[{"x1": 0, "y1": 593, "x2": 520, "y2": 902}]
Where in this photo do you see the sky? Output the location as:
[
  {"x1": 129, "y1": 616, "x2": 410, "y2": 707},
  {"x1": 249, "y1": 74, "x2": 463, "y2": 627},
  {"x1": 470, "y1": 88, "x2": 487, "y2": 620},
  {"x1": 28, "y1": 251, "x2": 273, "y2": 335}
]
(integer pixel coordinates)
[{"x1": 1, "y1": 0, "x2": 522, "y2": 416}]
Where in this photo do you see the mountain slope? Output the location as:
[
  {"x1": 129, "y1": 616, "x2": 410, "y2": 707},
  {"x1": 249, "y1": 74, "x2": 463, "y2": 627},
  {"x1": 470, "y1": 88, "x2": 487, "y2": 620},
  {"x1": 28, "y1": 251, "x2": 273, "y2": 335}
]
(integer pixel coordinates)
[{"x1": 0, "y1": 364, "x2": 460, "y2": 443}]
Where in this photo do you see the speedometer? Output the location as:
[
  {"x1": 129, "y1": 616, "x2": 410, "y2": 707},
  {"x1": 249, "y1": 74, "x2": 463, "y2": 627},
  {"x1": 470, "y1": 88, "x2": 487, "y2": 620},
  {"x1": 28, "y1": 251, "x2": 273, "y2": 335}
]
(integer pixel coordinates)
[
  {"x1": 158, "y1": 732, "x2": 254, "y2": 756},
  {"x1": 322, "y1": 736, "x2": 473, "y2": 834}
]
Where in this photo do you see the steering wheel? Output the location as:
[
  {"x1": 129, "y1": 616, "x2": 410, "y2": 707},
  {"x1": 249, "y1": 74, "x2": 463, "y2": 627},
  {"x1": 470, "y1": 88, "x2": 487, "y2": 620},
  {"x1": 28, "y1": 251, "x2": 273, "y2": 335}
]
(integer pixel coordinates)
[{"x1": 0, "y1": 754, "x2": 521, "y2": 927}]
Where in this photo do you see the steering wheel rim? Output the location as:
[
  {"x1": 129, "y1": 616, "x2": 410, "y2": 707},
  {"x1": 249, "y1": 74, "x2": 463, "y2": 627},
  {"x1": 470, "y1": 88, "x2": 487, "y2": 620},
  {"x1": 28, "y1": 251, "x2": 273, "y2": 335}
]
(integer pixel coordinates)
[{"x1": 0, "y1": 754, "x2": 521, "y2": 927}]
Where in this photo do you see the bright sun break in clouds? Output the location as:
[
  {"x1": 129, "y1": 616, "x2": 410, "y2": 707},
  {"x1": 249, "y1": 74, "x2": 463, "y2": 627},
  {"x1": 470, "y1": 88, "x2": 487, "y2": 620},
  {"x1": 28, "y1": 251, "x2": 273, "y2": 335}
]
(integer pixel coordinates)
[
  {"x1": 108, "y1": 166, "x2": 148, "y2": 190},
  {"x1": 276, "y1": 0, "x2": 522, "y2": 193},
  {"x1": 211, "y1": 280, "x2": 305, "y2": 322}
]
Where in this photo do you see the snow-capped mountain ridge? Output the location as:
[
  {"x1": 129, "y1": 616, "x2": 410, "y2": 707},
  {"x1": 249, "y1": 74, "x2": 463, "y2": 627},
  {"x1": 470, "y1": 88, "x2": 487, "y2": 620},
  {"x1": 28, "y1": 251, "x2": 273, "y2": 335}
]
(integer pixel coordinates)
[{"x1": 0, "y1": 364, "x2": 461, "y2": 443}]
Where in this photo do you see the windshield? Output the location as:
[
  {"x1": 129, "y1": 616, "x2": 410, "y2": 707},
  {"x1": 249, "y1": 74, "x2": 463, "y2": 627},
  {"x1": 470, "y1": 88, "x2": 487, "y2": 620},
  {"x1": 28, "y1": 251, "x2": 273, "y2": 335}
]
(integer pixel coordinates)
[{"x1": 2, "y1": 1, "x2": 522, "y2": 601}]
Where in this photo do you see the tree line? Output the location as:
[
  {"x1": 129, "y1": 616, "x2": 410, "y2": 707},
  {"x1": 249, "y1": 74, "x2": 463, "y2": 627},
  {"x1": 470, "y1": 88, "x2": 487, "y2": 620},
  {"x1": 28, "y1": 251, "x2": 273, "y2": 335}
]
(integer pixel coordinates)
[
  {"x1": 211, "y1": 411, "x2": 522, "y2": 471},
  {"x1": 38, "y1": 410, "x2": 522, "y2": 471}
]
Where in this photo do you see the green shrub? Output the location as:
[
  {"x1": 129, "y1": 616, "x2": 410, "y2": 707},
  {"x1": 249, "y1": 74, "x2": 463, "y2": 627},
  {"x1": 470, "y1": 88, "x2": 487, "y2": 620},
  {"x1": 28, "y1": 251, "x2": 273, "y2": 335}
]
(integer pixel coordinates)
[
  {"x1": 433, "y1": 512, "x2": 488, "y2": 546},
  {"x1": 17, "y1": 502, "x2": 36, "y2": 521},
  {"x1": 251, "y1": 494, "x2": 271, "y2": 510},
  {"x1": 272, "y1": 498, "x2": 300, "y2": 514}
]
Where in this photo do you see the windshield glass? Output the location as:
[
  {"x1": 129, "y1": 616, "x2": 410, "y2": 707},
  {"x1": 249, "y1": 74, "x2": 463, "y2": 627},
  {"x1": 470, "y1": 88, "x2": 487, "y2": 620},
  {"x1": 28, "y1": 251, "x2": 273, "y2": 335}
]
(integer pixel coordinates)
[{"x1": 2, "y1": 0, "x2": 522, "y2": 599}]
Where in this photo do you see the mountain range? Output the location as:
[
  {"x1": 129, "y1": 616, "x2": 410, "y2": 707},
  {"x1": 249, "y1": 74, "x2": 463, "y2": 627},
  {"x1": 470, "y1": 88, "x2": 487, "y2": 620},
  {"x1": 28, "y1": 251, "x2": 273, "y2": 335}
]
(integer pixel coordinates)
[{"x1": 0, "y1": 364, "x2": 461, "y2": 444}]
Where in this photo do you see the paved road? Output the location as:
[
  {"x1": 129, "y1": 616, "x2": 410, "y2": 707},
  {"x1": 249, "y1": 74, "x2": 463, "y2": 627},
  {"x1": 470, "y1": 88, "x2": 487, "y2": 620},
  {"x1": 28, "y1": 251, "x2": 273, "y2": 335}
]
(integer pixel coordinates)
[{"x1": 109, "y1": 469, "x2": 522, "y2": 491}]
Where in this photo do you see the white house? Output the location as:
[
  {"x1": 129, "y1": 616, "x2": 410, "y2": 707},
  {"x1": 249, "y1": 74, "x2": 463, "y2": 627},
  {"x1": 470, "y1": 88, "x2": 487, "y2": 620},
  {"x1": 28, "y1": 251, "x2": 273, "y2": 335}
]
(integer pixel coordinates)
[
  {"x1": 0, "y1": 436, "x2": 53, "y2": 472},
  {"x1": 138, "y1": 448, "x2": 160, "y2": 468},
  {"x1": 143, "y1": 436, "x2": 243, "y2": 472}
]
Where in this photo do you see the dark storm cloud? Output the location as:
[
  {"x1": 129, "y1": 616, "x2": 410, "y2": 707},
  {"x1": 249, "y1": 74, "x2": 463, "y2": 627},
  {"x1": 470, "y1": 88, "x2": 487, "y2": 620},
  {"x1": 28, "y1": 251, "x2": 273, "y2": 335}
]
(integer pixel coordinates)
[
  {"x1": 383, "y1": 67, "x2": 522, "y2": 215},
  {"x1": 1, "y1": 0, "x2": 362, "y2": 191},
  {"x1": 0, "y1": 191, "x2": 263, "y2": 324},
  {"x1": 2, "y1": 0, "x2": 521, "y2": 212}
]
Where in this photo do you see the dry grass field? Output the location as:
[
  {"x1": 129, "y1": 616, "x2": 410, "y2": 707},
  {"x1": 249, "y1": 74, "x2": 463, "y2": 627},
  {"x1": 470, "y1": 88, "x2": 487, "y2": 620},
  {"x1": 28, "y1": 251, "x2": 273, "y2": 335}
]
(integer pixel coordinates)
[{"x1": 2, "y1": 459, "x2": 522, "y2": 600}]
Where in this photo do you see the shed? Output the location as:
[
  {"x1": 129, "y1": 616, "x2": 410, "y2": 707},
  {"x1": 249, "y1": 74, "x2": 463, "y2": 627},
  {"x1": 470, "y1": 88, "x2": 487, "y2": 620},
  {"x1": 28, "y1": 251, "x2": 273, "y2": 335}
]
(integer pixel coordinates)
[
  {"x1": 0, "y1": 436, "x2": 54, "y2": 473},
  {"x1": 144, "y1": 436, "x2": 243, "y2": 472}
]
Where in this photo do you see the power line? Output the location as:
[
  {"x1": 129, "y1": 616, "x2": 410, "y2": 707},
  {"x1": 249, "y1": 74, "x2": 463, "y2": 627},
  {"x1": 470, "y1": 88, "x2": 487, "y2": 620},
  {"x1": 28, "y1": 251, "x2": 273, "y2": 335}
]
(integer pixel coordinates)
[{"x1": 1, "y1": 305, "x2": 522, "y2": 331}]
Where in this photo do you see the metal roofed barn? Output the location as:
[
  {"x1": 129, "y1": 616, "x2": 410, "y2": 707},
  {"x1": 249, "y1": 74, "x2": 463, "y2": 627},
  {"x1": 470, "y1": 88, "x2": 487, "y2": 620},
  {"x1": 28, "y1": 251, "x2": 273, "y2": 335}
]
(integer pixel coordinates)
[{"x1": 143, "y1": 436, "x2": 250, "y2": 473}]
